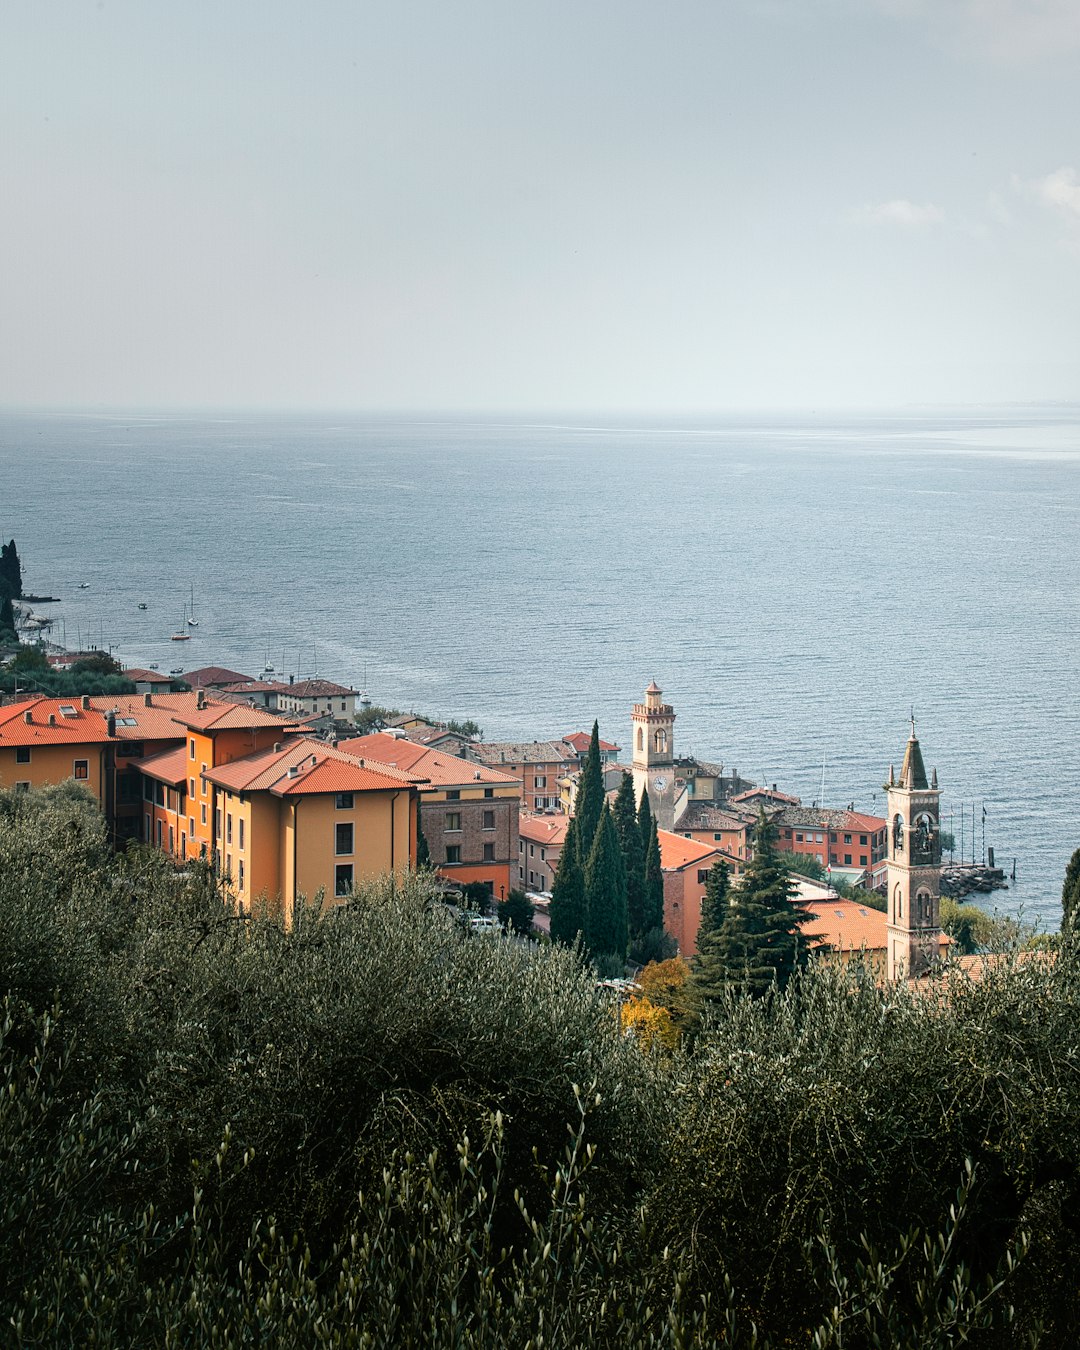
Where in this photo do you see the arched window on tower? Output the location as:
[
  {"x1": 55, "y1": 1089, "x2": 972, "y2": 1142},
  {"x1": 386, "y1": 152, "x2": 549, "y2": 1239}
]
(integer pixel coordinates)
[
  {"x1": 916, "y1": 888, "x2": 932, "y2": 924},
  {"x1": 654, "y1": 729, "x2": 667, "y2": 754},
  {"x1": 893, "y1": 883, "x2": 903, "y2": 920},
  {"x1": 637, "y1": 727, "x2": 644, "y2": 753},
  {"x1": 892, "y1": 814, "x2": 904, "y2": 854}
]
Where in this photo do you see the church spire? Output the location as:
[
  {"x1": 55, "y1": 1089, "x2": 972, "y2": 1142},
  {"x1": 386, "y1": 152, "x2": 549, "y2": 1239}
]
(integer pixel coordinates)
[{"x1": 900, "y1": 717, "x2": 929, "y2": 790}]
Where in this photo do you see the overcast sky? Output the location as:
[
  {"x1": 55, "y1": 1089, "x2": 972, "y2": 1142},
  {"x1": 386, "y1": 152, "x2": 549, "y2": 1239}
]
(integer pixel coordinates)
[{"x1": 2, "y1": 0, "x2": 1079, "y2": 412}]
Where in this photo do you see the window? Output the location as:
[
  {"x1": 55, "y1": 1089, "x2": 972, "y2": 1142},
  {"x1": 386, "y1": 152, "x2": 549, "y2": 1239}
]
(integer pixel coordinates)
[
  {"x1": 540, "y1": 848, "x2": 546, "y2": 860},
  {"x1": 144, "y1": 812, "x2": 150, "y2": 839},
  {"x1": 697, "y1": 869, "x2": 710, "y2": 884},
  {"x1": 829, "y1": 832, "x2": 837, "y2": 843},
  {"x1": 156, "y1": 820, "x2": 163, "y2": 847},
  {"x1": 446, "y1": 845, "x2": 462, "y2": 864},
  {"x1": 14, "y1": 781, "x2": 30, "y2": 792},
  {"x1": 16, "y1": 747, "x2": 30, "y2": 764},
  {"x1": 189, "y1": 738, "x2": 196, "y2": 759},
  {"x1": 238, "y1": 860, "x2": 245, "y2": 891},
  {"x1": 843, "y1": 833, "x2": 852, "y2": 844},
  {"x1": 336, "y1": 822, "x2": 354, "y2": 855},
  {"x1": 446, "y1": 812, "x2": 462, "y2": 832},
  {"x1": 482, "y1": 810, "x2": 495, "y2": 829},
  {"x1": 226, "y1": 814, "x2": 233, "y2": 844},
  {"x1": 483, "y1": 843, "x2": 495, "y2": 861},
  {"x1": 180, "y1": 832, "x2": 186, "y2": 856},
  {"x1": 529, "y1": 871, "x2": 537, "y2": 885},
  {"x1": 201, "y1": 803, "x2": 207, "y2": 826},
  {"x1": 336, "y1": 792, "x2": 354, "y2": 809},
  {"x1": 484, "y1": 788, "x2": 493, "y2": 798},
  {"x1": 446, "y1": 789, "x2": 460, "y2": 800},
  {"x1": 529, "y1": 844, "x2": 535, "y2": 856},
  {"x1": 860, "y1": 854, "x2": 867, "y2": 866},
  {"x1": 73, "y1": 759, "x2": 88, "y2": 780},
  {"x1": 860, "y1": 834, "x2": 868, "y2": 845},
  {"x1": 168, "y1": 826, "x2": 174, "y2": 853},
  {"x1": 189, "y1": 777, "x2": 196, "y2": 796},
  {"x1": 238, "y1": 818, "x2": 245, "y2": 851},
  {"x1": 844, "y1": 853, "x2": 851, "y2": 865},
  {"x1": 189, "y1": 815, "x2": 196, "y2": 836},
  {"x1": 216, "y1": 808, "x2": 222, "y2": 836},
  {"x1": 201, "y1": 766, "x2": 208, "y2": 795},
  {"x1": 714, "y1": 832, "x2": 723, "y2": 841},
  {"x1": 795, "y1": 832, "x2": 803, "y2": 842},
  {"x1": 535, "y1": 776, "x2": 546, "y2": 788},
  {"x1": 155, "y1": 782, "x2": 165, "y2": 806}
]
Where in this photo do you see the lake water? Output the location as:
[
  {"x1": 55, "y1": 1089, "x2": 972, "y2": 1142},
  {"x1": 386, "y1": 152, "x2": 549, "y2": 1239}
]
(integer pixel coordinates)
[{"x1": 3, "y1": 407, "x2": 1078, "y2": 930}]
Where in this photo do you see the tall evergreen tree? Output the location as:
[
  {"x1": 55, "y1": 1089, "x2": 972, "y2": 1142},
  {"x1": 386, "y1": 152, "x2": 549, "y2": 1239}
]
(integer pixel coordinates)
[
  {"x1": 549, "y1": 816, "x2": 586, "y2": 946},
  {"x1": 0, "y1": 540, "x2": 22, "y2": 599},
  {"x1": 638, "y1": 792, "x2": 665, "y2": 936},
  {"x1": 1063, "y1": 846, "x2": 1080, "y2": 933},
  {"x1": 685, "y1": 859, "x2": 732, "y2": 1019},
  {"x1": 0, "y1": 588, "x2": 14, "y2": 636},
  {"x1": 612, "y1": 771, "x2": 646, "y2": 936},
  {"x1": 711, "y1": 812, "x2": 811, "y2": 998},
  {"x1": 573, "y1": 720, "x2": 605, "y2": 861},
  {"x1": 583, "y1": 803, "x2": 628, "y2": 962}
]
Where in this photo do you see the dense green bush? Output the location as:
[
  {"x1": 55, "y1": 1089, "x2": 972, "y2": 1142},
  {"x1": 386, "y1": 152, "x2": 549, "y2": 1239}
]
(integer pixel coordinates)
[{"x1": 3, "y1": 784, "x2": 1080, "y2": 1345}]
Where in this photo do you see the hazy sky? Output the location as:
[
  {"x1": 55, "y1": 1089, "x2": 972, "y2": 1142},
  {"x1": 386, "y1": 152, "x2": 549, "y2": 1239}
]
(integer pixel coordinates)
[{"x1": 2, "y1": 0, "x2": 1079, "y2": 411}]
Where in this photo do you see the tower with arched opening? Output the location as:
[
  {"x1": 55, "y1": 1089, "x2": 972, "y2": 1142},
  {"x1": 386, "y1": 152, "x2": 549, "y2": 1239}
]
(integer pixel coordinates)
[{"x1": 885, "y1": 718, "x2": 942, "y2": 981}]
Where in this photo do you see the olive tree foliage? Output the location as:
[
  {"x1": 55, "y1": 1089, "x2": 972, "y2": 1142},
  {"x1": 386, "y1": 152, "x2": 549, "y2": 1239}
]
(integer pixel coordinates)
[{"x1": 4, "y1": 783, "x2": 1080, "y2": 1345}]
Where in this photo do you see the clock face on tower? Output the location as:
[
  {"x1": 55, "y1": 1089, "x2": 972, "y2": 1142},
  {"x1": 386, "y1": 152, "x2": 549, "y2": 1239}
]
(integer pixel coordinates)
[{"x1": 653, "y1": 775, "x2": 669, "y2": 792}]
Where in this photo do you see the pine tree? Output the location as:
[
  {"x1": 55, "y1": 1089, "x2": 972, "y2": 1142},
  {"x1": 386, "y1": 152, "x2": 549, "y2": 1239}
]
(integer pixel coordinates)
[
  {"x1": 1063, "y1": 846, "x2": 1080, "y2": 933},
  {"x1": 699, "y1": 858, "x2": 730, "y2": 941},
  {"x1": 638, "y1": 791, "x2": 665, "y2": 935},
  {"x1": 573, "y1": 720, "x2": 605, "y2": 860},
  {"x1": 712, "y1": 812, "x2": 811, "y2": 998},
  {"x1": 415, "y1": 798, "x2": 431, "y2": 868},
  {"x1": 549, "y1": 815, "x2": 586, "y2": 946},
  {"x1": 583, "y1": 803, "x2": 628, "y2": 962},
  {"x1": 612, "y1": 771, "x2": 645, "y2": 936}
]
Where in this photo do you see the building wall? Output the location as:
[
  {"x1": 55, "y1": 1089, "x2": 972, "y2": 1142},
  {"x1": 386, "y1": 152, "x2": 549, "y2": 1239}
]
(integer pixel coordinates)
[
  {"x1": 0, "y1": 742, "x2": 106, "y2": 803},
  {"x1": 422, "y1": 785, "x2": 519, "y2": 900},
  {"x1": 662, "y1": 864, "x2": 714, "y2": 956}
]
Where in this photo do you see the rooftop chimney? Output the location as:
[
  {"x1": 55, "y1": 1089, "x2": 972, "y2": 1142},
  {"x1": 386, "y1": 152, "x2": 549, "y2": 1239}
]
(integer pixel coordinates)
[
  {"x1": 48, "y1": 714, "x2": 56, "y2": 726},
  {"x1": 273, "y1": 742, "x2": 283, "y2": 753},
  {"x1": 81, "y1": 695, "x2": 91, "y2": 710},
  {"x1": 144, "y1": 692, "x2": 153, "y2": 706},
  {"x1": 287, "y1": 766, "x2": 299, "y2": 778},
  {"x1": 23, "y1": 710, "x2": 31, "y2": 724},
  {"x1": 106, "y1": 712, "x2": 116, "y2": 737},
  {"x1": 196, "y1": 690, "x2": 206, "y2": 710}
]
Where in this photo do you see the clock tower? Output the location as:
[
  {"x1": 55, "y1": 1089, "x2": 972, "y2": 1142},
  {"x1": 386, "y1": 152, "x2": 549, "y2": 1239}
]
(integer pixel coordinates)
[
  {"x1": 885, "y1": 717, "x2": 943, "y2": 982},
  {"x1": 631, "y1": 681, "x2": 678, "y2": 829}
]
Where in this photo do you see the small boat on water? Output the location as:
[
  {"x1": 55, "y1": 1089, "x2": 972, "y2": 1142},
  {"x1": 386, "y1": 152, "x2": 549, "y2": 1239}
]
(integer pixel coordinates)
[
  {"x1": 170, "y1": 667, "x2": 184, "y2": 675},
  {"x1": 186, "y1": 583, "x2": 199, "y2": 627},
  {"x1": 171, "y1": 601, "x2": 191, "y2": 641},
  {"x1": 149, "y1": 663, "x2": 159, "y2": 670},
  {"x1": 138, "y1": 602, "x2": 148, "y2": 611},
  {"x1": 78, "y1": 582, "x2": 89, "y2": 589}
]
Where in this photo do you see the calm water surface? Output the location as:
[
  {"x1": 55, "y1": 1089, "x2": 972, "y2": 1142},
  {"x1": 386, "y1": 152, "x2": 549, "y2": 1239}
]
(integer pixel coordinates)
[{"x1": 3, "y1": 407, "x2": 1078, "y2": 930}]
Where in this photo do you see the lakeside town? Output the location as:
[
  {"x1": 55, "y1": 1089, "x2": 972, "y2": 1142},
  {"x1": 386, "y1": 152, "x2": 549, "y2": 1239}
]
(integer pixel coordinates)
[{"x1": 2, "y1": 534, "x2": 1015, "y2": 981}]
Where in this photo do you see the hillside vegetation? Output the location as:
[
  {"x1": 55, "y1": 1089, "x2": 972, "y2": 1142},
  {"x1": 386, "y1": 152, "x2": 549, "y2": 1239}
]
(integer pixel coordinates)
[{"x1": 3, "y1": 783, "x2": 1080, "y2": 1346}]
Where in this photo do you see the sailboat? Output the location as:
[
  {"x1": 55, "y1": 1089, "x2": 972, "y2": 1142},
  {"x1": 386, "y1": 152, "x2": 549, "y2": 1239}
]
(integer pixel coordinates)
[
  {"x1": 171, "y1": 601, "x2": 191, "y2": 641},
  {"x1": 186, "y1": 583, "x2": 199, "y2": 627}
]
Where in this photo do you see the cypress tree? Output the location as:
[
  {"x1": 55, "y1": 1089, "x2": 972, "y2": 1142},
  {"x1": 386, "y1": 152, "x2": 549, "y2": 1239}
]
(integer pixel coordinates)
[
  {"x1": 573, "y1": 720, "x2": 605, "y2": 861},
  {"x1": 641, "y1": 806, "x2": 665, "y2": 935},
  {"x1": 685, "y1": 859, "x2": 732, "y2": 1019},
  {"x1": 1063, "y1": 846, "x2": 1080, "y2": 933},
  {"x1": 549, "y1": 815, "x2": 586, "y2": 946},
  {"x1": 0, "y1": 540, "x2": 22, "y2": 600},
  {"x1": 712, "y1": 811, "x2": 811, "y2": 998},
  {"x1": 0, "y1": 587, "x2": 14, "y2": 636},
  {"x1": 612, "y1": 771, "x2": 646, "y2": 936},
  {"x1": 583, "y1": 803, "x2": 628, "y2": 962}
]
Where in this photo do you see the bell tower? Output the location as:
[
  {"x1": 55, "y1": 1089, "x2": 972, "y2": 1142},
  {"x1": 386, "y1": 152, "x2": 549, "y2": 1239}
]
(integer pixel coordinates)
[
  {"x1": 631, "y1": 681, "x2": 677, "y2": 829},
  {"x1": 885, "y1": 717, "x2": 942, "y2": 981}
]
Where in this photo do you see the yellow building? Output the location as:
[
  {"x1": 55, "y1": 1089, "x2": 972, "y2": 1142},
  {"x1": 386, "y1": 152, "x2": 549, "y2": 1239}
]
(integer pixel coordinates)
[
  {"x1": 204, "y1": 738, "x2": 420, "y2": 925},
  {"x1": 0, "y1": 696, "x2": 112, "y2": 804}
]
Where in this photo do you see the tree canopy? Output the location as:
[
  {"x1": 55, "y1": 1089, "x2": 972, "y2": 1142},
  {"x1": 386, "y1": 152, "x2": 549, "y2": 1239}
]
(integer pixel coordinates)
[{"x1": 583, "y1": 802, "x2": 628, "y2": 964}]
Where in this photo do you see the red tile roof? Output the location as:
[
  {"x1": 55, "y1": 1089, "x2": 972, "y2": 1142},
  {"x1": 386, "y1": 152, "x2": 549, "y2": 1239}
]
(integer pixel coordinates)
[
  {"x1": 122, "y1": 667, "x2": 175, "y2": 684},
  {"x1": 139, "y1": 745, "x2": 190, "y2": 787},
  {"x1": 658, "y1": 829, "x2": 721, "y2": 872},
  {"x1": 799, "y1": 898, "x2": 952, "y2": 954},
  {"x1": 204, "y1": 738, "x2": 420, "y2": 797},
  {"x1": 843, "y1": 810, "x2": 887, "y2": 832},
  {"x1": 278, "y1": 679, "x2": 356, "y2": 698},
  {"x1": 182, "y1": 666, "x2": 254, "y2": 689},
  {"x1": 338, "y1": 733, "x2": 520, "y2": 788},
  {"x1": 562, "y1": 731, "x2": 621, "y2": 754},
  {"x1": 519, "y1": 814, "x2": 569, "y2": 846},
  {"x1": 0, "y1": 698, "x2": 112, "y2": 747}
]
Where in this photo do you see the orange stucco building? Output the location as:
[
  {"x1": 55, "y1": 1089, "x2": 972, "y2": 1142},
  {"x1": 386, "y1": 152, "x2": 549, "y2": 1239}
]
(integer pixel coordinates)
[
  {"x1": 0, "y1": 693, "x2": 419, "y2": 921},
  {"x1": 657, "y1": 829, "x2": 728, "y2": 956}
]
